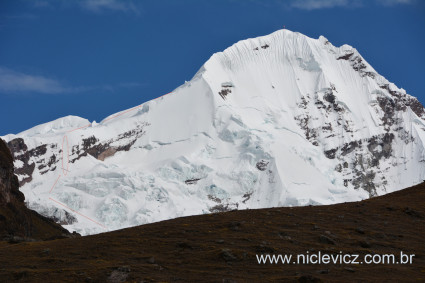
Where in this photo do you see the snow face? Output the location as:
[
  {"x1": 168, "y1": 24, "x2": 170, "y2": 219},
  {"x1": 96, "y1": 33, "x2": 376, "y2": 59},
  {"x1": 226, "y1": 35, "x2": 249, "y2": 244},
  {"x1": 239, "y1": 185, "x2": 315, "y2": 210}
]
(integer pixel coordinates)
[{"x1": 3, "y1": 29, "x2": 425, "y2": 235}]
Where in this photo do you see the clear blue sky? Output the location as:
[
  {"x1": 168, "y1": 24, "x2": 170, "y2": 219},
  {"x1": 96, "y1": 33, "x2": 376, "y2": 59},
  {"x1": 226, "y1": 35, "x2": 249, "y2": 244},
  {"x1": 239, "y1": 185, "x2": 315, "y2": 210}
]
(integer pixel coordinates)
[{"x1": 1, "y1": 0, "x2": 424, "y2": 135}]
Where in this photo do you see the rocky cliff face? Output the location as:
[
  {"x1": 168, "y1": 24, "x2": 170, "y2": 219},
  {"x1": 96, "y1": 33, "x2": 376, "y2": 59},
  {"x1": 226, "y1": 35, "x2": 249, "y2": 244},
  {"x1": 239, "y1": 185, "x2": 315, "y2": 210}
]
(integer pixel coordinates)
[
  {"x1": 0, "y1": 138, "x2": 73, "y2": 241},
  {"x1": 0, "y1": 138, "x2": 24, "y2": 204}
]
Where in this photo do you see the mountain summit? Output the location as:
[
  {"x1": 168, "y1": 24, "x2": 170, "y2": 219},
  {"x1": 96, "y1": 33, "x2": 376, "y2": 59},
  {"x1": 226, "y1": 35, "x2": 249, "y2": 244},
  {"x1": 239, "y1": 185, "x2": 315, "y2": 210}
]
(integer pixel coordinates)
[{"x1": 3, "y1": 29, "x2": 425, "y2": 235}]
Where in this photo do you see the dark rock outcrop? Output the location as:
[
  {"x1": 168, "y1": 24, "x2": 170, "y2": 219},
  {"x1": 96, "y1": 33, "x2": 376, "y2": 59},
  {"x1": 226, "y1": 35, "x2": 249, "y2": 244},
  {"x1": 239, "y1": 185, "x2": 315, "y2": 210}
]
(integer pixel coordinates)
[
  {"x1": 7, "y1": 138, "x2": 59, "y2": 186},
  {"x1": 0, "y1": 139, "x2": 23, "y2": 204},
  {"x1": 70, "y1": 124, "x2": 148, "y2": 163},
  {"x1": 337, "y1": 52, "x2": 375, "y2": 78},
  {"x1": 294, "y1": 75, "x2": 425, "y2": 196},
  {"x1": 0, "y1": 138, "x2": 73, "y2": 241},
  {"x1": 6, "y1": 123, "x2": 149, "y2": 189}
]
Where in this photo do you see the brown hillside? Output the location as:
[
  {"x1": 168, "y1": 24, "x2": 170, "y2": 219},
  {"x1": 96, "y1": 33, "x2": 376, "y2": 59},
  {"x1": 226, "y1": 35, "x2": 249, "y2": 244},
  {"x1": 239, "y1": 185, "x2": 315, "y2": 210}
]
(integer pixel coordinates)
[{"x1": 0, "y1": 179, "x2": 424, "y2": 282}]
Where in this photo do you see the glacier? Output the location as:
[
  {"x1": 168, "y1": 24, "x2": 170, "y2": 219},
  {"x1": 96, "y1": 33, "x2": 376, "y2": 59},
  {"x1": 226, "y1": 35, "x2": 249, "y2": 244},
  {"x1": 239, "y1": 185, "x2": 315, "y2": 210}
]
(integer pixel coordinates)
[{"x1": 3, "y1": 29, "x2": 425, "y2": 235}]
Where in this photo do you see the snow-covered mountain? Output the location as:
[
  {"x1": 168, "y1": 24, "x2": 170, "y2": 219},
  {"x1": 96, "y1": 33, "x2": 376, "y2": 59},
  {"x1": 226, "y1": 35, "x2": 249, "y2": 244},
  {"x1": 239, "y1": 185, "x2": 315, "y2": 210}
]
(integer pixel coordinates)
[{"x1": 3, "y1": 29, "x2": 425, "y2": 235}]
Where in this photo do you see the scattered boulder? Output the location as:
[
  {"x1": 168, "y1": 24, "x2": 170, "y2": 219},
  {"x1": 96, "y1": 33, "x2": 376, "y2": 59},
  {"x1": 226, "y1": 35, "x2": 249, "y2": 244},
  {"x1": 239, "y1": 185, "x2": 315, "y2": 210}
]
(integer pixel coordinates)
[
  {"x1": 107, "y1": 266, "x2": 130, "y2": 283},
  {"x1": 319, "y1": 235, "x2": 336, "y2": 245},
  {"x1": 359, "y1": 240, "x2": 371, "y2": 248},
  {"x1": 220, "y1": 249, "x2": 238, "y2": 262},
  {"x1": 147, "y1": 257, "x2": 156, "y2": 264}
]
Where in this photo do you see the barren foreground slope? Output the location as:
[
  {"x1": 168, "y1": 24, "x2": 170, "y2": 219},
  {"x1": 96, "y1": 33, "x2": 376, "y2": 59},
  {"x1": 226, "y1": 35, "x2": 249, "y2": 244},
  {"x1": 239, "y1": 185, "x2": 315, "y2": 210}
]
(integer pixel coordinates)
[{"x1": 0, "y1": 181, "x2": 424, "y2": 282}]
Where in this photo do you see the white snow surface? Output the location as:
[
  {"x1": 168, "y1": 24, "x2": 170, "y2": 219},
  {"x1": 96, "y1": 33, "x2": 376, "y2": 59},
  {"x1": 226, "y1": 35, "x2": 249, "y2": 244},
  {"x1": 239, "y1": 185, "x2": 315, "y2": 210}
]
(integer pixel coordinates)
[{"x1": 3, "y1": 29, "x2": 425, "y2": 235}]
